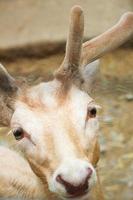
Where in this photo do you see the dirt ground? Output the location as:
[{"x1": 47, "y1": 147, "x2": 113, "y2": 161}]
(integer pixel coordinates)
[{"x1": 0, "y1": 48, "x2": 133, "y2": 200}]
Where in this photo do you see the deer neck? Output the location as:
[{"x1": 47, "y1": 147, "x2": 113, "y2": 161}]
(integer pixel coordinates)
[{"x1": 0, "y1": 146, "x2": 43, "y2": 199}]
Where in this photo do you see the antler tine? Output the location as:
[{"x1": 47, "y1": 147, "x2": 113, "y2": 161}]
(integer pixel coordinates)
[
  {"x1": 81, "y1": 12, "x2": 133, "y2": 67},
  {"x1": 55, "y1": 5, "x2": 84, "y2": 80}
]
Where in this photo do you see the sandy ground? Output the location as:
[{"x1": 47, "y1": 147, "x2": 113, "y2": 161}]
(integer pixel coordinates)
[{"x1": 0, "y1": 48, "x2": 133, "y2": 200}]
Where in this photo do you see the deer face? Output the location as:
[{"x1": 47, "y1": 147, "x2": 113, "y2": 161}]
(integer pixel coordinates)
[
  {"x1": 10, "y1": 79, "x2": 99, "y2": 199},
  {"x1": 0, "y1": 5, "x2": 132, "y2": 200}
]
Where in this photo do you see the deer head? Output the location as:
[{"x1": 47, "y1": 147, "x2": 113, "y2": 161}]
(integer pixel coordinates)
[{"x1": 0, "y1": 6, "x2": 133, "y2": 200}]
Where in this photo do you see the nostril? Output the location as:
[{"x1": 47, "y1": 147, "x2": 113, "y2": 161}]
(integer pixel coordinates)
[
  {"x1": 56, "y1": 168, "x2": 93, "y2": 196},
  {"x1": 56, "y1": 174, "x2": 64, "y2": 185},
  {"x1": 87, "y1": 167, "x2": 93, "y2": 178}
]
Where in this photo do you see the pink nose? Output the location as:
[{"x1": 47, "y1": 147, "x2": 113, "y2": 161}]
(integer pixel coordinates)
[{"x1": 56, "y1": 168, "x2": 92, "y2": 196}]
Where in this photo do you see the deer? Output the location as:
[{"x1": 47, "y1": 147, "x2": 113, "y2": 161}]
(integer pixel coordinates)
[{"x1": 0, "y1": 5, "x2": 133, "y2": 200}]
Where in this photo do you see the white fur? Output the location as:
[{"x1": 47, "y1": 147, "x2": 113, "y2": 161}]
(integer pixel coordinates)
[
  {"x1": 10, "y1": 80, "x2": 99, "y2": 199},
  {"x1": 50, "y1": 159, "x2": 97, "y2": 195},
  {"x1": 0, "y1": 146, "x2": 45, "y2": 199}
]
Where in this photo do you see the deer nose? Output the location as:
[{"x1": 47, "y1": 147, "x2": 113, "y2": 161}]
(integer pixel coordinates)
[{"x1": 56, "y1": 168, "x2": 92, "y2": 196}]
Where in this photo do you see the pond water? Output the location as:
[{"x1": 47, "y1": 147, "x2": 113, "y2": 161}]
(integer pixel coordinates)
[{"x1": 0, "y1": 48, "x2": 133, "y2": 200}]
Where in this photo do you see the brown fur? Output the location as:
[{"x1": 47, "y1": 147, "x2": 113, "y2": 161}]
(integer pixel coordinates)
[{"x1": 19, "y1": 92, "x2": 47, "y2": 112}]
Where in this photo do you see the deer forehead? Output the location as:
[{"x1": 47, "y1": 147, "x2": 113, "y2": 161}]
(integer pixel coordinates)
[{"x1": 11, "y1": 80, "x2": 93, "y2": 138}]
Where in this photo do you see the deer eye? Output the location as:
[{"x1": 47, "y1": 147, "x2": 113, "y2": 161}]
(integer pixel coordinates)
[
  {"x1": 13, "y1": 127, "x2": 24, "y2": 140},
  {"x1": 87, "y1": 107, "x2": 97, "y2": 118}
]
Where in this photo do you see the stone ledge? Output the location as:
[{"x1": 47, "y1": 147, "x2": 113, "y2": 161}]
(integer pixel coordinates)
[{"x1": 0, "y1": 0, "x2": 132, "y2": 59}]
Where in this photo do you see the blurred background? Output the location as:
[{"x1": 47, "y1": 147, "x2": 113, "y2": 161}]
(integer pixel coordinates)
[{"x1": 0, "y1": 0, "x2": 133, "y2": 199}]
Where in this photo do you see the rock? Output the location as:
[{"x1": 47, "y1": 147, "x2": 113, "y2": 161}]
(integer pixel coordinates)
[
  {"x1": 102, "y1": 115, "x2": 114, "y2": 125},
  {"x1": 124, "y1": 93, "x2": 133, "y2": 101},
  {"x1": 0, "y1": 0, "x2": 132, "y2": 58},
  {"x1": 119, "y1": 93, "x2": 133, "y2": 101},
  {"x1": 99, "y1": 135, "x2": 107, "y2": 153},
  {"x1": 110, "y1": 131, "x2": 124, "y2": 142}
]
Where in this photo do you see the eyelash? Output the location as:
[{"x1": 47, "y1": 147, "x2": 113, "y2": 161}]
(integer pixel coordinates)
[
  {"x1": 87, "y1": 107, "x2": 97, "y2": 119},
  {"x1": 12, "y1": 127, "x2": 36, "y2": 145},
  {"x1": 11, "y1": 106, "x2": 97, "y2": 140},
  {"x1": 12, "y1": 127, "x2": 24, "y2": 140}
]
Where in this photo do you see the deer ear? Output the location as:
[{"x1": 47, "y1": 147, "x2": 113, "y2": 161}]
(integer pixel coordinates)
[
  {"x1": 81, "y1": 60, "x2": 100, "y2": 93},
  {"x1": 0, "y1": 64, "x2": 18, "y2": 126},
  {"x1": 0, "y1": 64, "x2": 18, "y2": 92}
]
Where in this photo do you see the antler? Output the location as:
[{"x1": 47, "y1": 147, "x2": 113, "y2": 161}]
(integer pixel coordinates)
[
  {"x1": 55, "y1": 5, "x2": 84, "y2": 81},
  {"x1": 81, "y1": 12, "x2": 133, "y2": 67}
]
